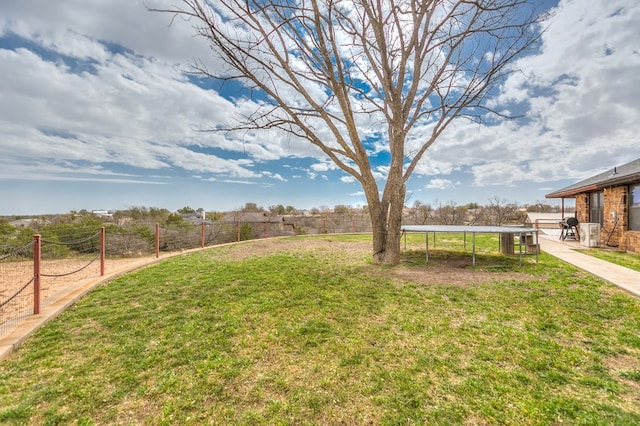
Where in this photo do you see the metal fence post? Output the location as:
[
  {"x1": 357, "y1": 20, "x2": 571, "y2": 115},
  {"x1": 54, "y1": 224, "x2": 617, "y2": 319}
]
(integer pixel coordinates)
[
  {"x1": 155, "y1": 223, "x2": 160, "y2": 258},
  {"x1": 201, "y1": 222, "x2": 205, "y2": 248},
  {"x1": 100, "y1": 227, "x2": 105, "y2": 276},
  {"x1": 33, "y1": 234, "x2": 41, "y2": 315}
]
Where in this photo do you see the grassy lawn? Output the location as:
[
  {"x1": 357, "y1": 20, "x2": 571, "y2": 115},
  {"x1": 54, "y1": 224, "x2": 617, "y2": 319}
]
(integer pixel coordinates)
[
  {"x1": 1, "y1": 234, "x2": 640, "y2": 425},
  {"x1": 579, "y1": 248, "x2": 640, "y2": 272}
]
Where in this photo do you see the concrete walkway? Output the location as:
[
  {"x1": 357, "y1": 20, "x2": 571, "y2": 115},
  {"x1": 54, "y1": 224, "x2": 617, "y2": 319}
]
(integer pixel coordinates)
[{"x1": 538, "y1": 234, "x2": 640, "y2": 297}]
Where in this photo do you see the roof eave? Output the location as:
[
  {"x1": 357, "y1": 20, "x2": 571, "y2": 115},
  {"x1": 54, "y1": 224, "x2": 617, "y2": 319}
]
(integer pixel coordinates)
[
  {"x1": 546, "y1": 173, "x2": 640, "y2": 199},
  {"x1": 546, "y1": 184, "x2": 598, "y2": 199}
]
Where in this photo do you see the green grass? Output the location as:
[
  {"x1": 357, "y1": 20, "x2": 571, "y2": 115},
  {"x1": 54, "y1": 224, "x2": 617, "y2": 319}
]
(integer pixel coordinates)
[
  {"x1": 579, "y1": 248, "x2": 640, "y2": 272},
  {"x1": 1, "y1": 234, "x2": 640, "y2": 425}
]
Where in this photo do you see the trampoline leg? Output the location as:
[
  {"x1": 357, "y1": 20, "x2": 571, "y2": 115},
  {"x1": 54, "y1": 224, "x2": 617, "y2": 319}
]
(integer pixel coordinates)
[
  {"x1": 472, "y1": 233, "x2": 476, "y2": 266},
  {"x1": 519, "y1": 233, "x2": 523, "y2": 266},
  {"x1": 425, "y1": 233, "x2": 429, "y2": 263}
]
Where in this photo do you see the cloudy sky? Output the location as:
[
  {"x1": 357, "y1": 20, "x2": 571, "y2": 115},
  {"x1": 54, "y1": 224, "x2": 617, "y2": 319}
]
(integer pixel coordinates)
[{"x1": 1, "y1": 0, "x2": 638, "y2": 215}]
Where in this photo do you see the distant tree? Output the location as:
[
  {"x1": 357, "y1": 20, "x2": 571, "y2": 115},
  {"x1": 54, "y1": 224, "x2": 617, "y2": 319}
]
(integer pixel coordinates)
[
  {"x1": 166, "y1": 213, "x2": 185, "y2": 226},
  {"x1": 239, "y1": 223, "x2": 254, "y2": 241},
  {"x1": 0, "y1": 224, "x2": 33, "y2": 254},
  {"x1": 115, "y1": 206, "x2": 148, "y2": 222},
  {"x1": 333, "y1": 205, "x2": 351, "y2": 214},
  {"x1": 269, "y1": 204, "x2": 286, "y2": 215},
  {"x1": 154, "y1": 1, "x2": 543, "y2": 265},
  {"x1": 207, "y1": 211, "x2": 225, "y2": 221},
  {"x1": 465, "y1": 203, "x2": 484, "y2": 225},
  {"x1": 432, "y1": 201, "x2": 467, "y2": 225},
  {"x1": 285, "y1": 205, "x2": 297, "y2": 214},
  {"x1": 525, "y1": 203, "x2": 554, "y2": 213},
  {"x1": 47, "y1": 212, "x2": 76, "y2": 225},
  {"x1": 486, "y1": 197, "x2": 520, "y2": 225},
  {"x1": 241, "y1": 203, "x2": 264, "y2": 212},
  {"x1": 113, "y1": 206, "x2": 170, "y2": 224},
  {"x1": 177, "y1": 206, "x2": 196, "y2": 214},
  {"x1": 0, "y1": 221, "x2": 14, "y2": 235},
  {"x1": 410, "y1": 200, "x2": 432, "y2": 225},
  {"x1": 466, "y1": 203, "x2": 480, "y2": 210},
  {"x1": 148, "y1": 207, "x2": 171, "y2": 223}
]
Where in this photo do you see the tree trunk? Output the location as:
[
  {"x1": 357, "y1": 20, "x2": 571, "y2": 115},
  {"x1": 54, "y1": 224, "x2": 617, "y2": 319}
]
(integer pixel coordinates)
[{"x1": 369, "y1": 180, "x2": 405, "y2": 266}]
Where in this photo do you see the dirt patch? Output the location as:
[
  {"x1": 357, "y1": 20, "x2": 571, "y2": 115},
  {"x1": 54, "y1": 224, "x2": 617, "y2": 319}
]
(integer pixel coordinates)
[
  {"x1": 214, "y1": 237, "x2": 536, "y2": 286},
  {"x1": 381, "y1": 265, "x2": 535, "y2": 286},
  {"x1": 605, "y1": 353, "x2": 640, "y2": 408},
  {"x1": 216, "y1": 238, "x2": 372, "y2": 263}
]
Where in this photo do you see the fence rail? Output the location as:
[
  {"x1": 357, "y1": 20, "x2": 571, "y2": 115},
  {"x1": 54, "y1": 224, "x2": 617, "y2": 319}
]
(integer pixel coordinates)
[{"x1": 1, "y1": 216, "x2": 373, "y2": 338}]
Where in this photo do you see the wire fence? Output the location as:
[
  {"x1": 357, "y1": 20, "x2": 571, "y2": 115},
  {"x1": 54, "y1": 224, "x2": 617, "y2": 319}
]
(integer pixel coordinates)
[
  {"x1": 0, "y1": 241, "x2": 36, "y2": 337},
  {"x1": 1, "y1": 215, "x2": 373, "y2": 338}
]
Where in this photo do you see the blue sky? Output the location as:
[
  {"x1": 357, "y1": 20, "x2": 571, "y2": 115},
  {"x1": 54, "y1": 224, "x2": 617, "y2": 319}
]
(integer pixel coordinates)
[{"x1": 1, "y1": 0, "x2": 639, "y2": 215}]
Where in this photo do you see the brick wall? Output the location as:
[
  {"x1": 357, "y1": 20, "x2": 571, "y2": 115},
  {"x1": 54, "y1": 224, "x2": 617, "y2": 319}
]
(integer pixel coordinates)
[
  {"x1": 575, "y1": 194, "x2": 589, "y2": 223},
  {"x1": 573, "y1": 186, "x2": 640, "y2": 252},
  {"x1": 623, "y1": 231, "x2": 640, "y2": 253},
  {"x1": 603, "y1": 186, "x2": 627, "y2": 248}
]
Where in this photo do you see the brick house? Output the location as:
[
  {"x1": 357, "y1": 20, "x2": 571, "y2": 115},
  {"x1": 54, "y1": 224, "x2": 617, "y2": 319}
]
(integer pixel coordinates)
[{"x1": 545, "y1": 158, "x2": 640, "y2": 252}]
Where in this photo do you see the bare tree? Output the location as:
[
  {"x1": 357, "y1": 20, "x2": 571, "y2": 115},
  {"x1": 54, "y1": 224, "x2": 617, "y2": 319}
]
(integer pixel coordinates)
[
  {"x1": 432, "y1": 200, "x2": 467, "y2": 225},
  {"x1": 410, "y1": 200, "x2": 432, "y2": 225},
  {"x1": 152, "y1": 0, "x2": 544, "y2": 265},
  {"x1": 486, "y1": 196, "x2": 520, "y2": 225},
  {"x1": 465, "y1": 202, "x2": 483, "y2": 225}
]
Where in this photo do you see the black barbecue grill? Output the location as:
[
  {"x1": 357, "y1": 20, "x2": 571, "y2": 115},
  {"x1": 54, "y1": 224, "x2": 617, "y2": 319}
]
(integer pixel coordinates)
[{"x1": 559, "y1": 217, "x2": 579, "y2": 241}]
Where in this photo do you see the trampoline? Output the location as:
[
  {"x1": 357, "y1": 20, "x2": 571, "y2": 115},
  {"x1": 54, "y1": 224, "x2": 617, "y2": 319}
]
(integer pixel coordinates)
[{"x1": 401, "y1": 225, "x2": 539, "y2": 266}]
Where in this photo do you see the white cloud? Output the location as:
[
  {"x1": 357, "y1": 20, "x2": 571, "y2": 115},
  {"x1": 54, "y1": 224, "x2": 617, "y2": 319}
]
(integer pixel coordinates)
[
  {"x1": 262, "y1": 171, "x2": 287, "y2": 182},
  {"x1": 1, "y1": 0, "x2": 639, "y2": 214},
  {"x1": 310, "y1": 162, "x2": 338, "y2": 172},
  {"x1": 425, "y1": 179, "x2": 455, "y2": 190},
  {"x1": 410, "y1": 0, "x2": 640, "y2": 190}
]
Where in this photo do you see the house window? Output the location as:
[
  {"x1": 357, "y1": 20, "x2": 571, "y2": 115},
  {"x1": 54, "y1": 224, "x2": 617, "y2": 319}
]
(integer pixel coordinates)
[
  {"x1": 630, "y1": 184, "x2": 640, "y2": 231},
  {"x1": 589, "y1": 191, "x2": 604, "y2": 225}
]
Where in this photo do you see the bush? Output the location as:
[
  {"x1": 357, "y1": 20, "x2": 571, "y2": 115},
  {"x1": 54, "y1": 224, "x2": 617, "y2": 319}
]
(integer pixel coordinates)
[{"x1": 240, "y1": 223, "x2": 254, "y2": 241}]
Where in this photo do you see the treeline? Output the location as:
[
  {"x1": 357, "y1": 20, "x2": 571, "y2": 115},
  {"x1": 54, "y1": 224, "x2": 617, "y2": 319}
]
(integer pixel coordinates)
[
  {"x1": 405, "y1": 197, "x2": 568, "y2": 226},
  {"x1": 0, "y1": 198, "x2": 567, "y2": 257},
  {"x1": 0, "y1": 215, "x2": 154, "y2": 258}
]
